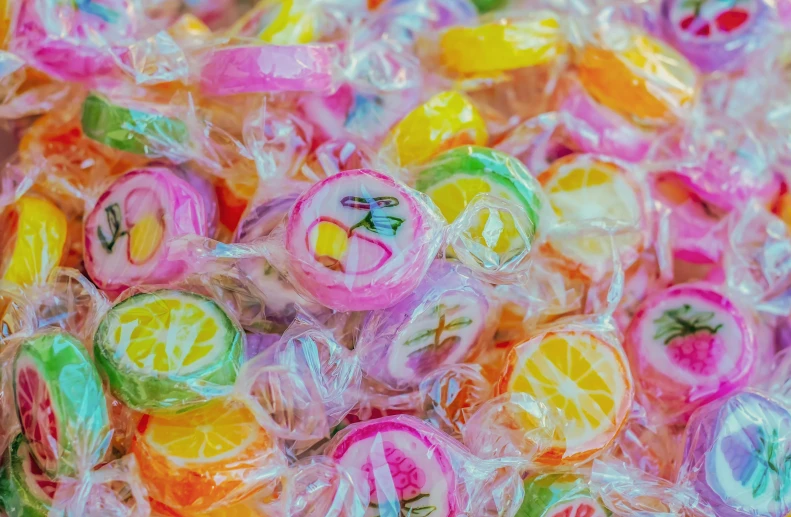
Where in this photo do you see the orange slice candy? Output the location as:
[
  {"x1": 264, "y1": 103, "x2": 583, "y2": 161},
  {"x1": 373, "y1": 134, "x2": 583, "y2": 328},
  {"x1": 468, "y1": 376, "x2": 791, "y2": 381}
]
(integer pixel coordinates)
[
  {"x1": 497, "y1": 330, "x2": 633, "y2": 465},
  {"x1": 131, "y1": 399, "x2": 282, "y2": 513}
]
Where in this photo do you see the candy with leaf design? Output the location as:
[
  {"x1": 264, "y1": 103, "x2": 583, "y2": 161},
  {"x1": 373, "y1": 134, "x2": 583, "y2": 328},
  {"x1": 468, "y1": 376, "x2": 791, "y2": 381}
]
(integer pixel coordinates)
[
  {"x1": 681, "y1": 391, "x2": 791, "y2": 517},
  {"x1": 327, "y1": 415, "x2": 459, "y2": 517},
  {"x1": 626, "y1": 283, "x2": 756, "y2": 420},
  {"x1": 359, "y1": 260, "x2": 490, "y2": 390},
  {"x1": 286, "y1": 168, "x2": 442, "y2": 312},
  {"x1": 84, "y1": 167, "x2": 208, "y2": 292}
]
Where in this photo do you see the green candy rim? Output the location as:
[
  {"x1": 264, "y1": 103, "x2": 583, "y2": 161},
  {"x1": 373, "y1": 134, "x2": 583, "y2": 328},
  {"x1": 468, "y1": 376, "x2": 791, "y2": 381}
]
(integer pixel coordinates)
[
  {"x1": 81, "y1": 93, "x2": 188, "y2": 156},
  {"x1": 415, "y1": 145, "x2": 543, "y2": 231},
  {"x1": 517, "y1": 473, "x2": 611, "y2": 517},
  {"x1": 94, "y1": 290, "x2": 243, "y2": 413},
  {"x1": 0, "y1": 435, "x2": 53, "y2": 517},
  {"x1": 13, "y1": 332, "x2": 110, "y2": 477}
]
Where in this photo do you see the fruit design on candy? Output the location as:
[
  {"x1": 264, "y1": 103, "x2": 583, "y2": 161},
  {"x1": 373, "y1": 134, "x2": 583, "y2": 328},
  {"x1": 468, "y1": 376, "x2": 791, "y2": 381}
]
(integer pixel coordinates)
[
  {"x1": 0, "y1": 435, "x2": 57, "y2": 517},
  {"x1": 625, "y1": 284, "x2": 756, "y2": 419},
  {"x1": 382, "y1": 91, "x2": 488, "y2": 166},
  {"x1": 84, "y1": 167, "x2": 208, "y2": 291},
  {"x1": 416, "y1": 146, "x2": 543, "y2": 260},
  {"x1": 360, "y1": 261, "x2": 489, "y2": 390},
  {"x1": 131, "y1": 398, "x2": 282, "y2": 513},
  {"x1": 94, "y1": 290, "x2": 243, "y2": 412},
  {"x1": 576, "y1": 27, "x2": 698, "y2": 127},
  {"x1": 328, "y1": 416, "x2": 459, "y2": 516},
  {"x1": 0, "y1": 196, "x2": 67, "y2": 287},
  {"x1": 286, "y1": 169, "x2": 440, "y2": 312},
  {"x1": 498, "y1": 330, "x2": 633, "y2": 466},
  {"x1": 681, "y1": 392, "x2": 791, "y2": 517},
  {"x1": 518, "y1": 473, "x2": 610, "y2": 517},
  {"x1": 13, "y1": 332, "x2": 110, "y2": 477},
  {"x1": 538, "y1": 154, "x2": 645, "y2": 281},
  {"x1": 661, "y1": 0, "x2": 768, "y2": 72}
]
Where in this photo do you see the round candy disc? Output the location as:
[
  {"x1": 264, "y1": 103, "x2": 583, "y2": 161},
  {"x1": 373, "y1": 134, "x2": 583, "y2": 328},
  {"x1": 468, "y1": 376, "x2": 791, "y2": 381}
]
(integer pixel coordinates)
[
  {"x1": 439, "y1": 12, "x2": 567, "y2": 75},
  {"x1": 0, "y1": 435, "x2": 56, "y2": 517},
  {"x1": 84, "y1": 167, "x2": 208, "y2": 292},
  {"x1": 416, "y1": 146, "x2": 543, "y2": 256},
  {"x1": 661, "y1": 0, "x2": 768, "y2": 73},
  {"x1": 328, "y1": 416, "x2": 459, "y2": 516},
  {"x1": 625, "y1": 284, "x2": 756, "y2": 419},
  {"x1": 360, "y1": 261, "x2": 490, "y2": 390},
  {"x1": 498, "y1": 330, "x2": 633, "y2": 465},
  {"x1": 382, "y1": 91, "x2": 488, "y2": 166},
  {"x1": 577, "y1": 28, "x2": 698, "y2": 126},
  {"x1": 681, "y1": 392, "x2": 791, "y2": 517},
  {"x1": 131, "y1": 399, "x2": 280, "y2": 512},
  {"x1": 94, "y1": 290, "x2": 243, "y2": 412},
  {"x1": 519, "y1": 473, "x2": 609, "y2": 517},
  {"x1": 0, "y1": 196, "x2": 67, "y2": 287},
  {"x1": 81, "y1": 93, "x2": 189, "y2": 156},
  {"x1": 538, "y1": 154, "x2": 645, "y2": 281},
  {"x1": 285, "y1": 169, "x2": 441, "y2": 312},
  {"x1": 13, "y1": 332, "x2": 109, "y2": 477},
  {"x1": 230, "y1": 0, "x2": 317, "y2": 43}
]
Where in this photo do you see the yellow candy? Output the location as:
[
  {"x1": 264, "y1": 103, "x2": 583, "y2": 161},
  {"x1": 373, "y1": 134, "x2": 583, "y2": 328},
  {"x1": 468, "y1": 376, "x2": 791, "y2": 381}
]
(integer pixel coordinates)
[
  {"x1": 383, "y1": 91, "x2": 488, "y2": 166},
  {"x1": 231, "y1": 0, "x2": 316, "y2": 44},
  {"x1": 168, "y1": 14, "x2": 212, "y2": 41},
  {"x1": 1, "y1": 196, "x2": 67, "y2": 287},
  {"x1": 440, "y1": 13, "x2": 567, "y2": 75},
  {"x1": 577, "y1": 30, "x2": 697, "y2": 126}
]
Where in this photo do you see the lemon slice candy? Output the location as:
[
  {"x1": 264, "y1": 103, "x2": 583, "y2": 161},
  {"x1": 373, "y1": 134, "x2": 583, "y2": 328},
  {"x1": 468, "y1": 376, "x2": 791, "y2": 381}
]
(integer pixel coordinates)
[{"x1": 94, "y1": 290, "x2": 243, "y2": 412}]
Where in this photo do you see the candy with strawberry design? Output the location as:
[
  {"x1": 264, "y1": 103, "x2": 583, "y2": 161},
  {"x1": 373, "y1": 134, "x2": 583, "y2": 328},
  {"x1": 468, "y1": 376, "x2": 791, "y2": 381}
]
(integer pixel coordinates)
[
  {"x1": 285, "y1": 169, "x2": 443, "y2": 312},
  {"x1": 359, "y1": 261, "x2": 490, "y2": 391},
  {"x1": 327, "y1": 415, "x2": 459, "y2": 516},
  {"x1": 680, "y1": 391, "x2": 791, "y2": 517},
  {"x1": 661, "y1": 0, "x2": 770, "y2": 72},
  {"x1": 625, "y1": 283, "x2": 756, "y2": 421},
  {"x1": 84, "y1": 167, "x2": 209, "y2": 292}
]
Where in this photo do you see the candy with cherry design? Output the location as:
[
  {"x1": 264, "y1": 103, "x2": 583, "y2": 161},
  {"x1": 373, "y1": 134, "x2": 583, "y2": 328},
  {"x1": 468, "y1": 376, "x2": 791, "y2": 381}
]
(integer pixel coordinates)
[
  {"x1": 661, "y1": 0, "x2": 770, "y2": 73},
  {"x1": 84, "y1": 167, "x2": 209, "y2": 292},
  {"x1": 680, "y1": 391, "x2": 791, "y2": 517},
  {"x1": 625, "y1": 283, "x2": 756, "y2": 421},
  {"x1": 359, "y1": 260, "x2": 490, "y2": 391},
  {"x1": 285, "y1": 169, "x2": 442, "y2": 312}
]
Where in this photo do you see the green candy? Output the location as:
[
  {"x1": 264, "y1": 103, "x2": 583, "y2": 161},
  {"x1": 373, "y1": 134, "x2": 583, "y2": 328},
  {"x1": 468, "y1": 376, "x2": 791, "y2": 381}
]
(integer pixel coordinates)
[
  {"x1": 13, "y1": 332, "x2": 110, "y2": 477},
  {"x1": 0, "y1": 435, "x2": 56, "y2": 517},
  {"x1": 94, "y1": 290, "x2": 243, "y2": 413},
  {"x1": 518, "y1": 473, "x2": 610, "y2": 517},
  {"x1": 471, "y1": 0, "x2": 508, "y2": 12},
  {"x1": 81, "y1": 92, "x2": 189, "y2": 156}
]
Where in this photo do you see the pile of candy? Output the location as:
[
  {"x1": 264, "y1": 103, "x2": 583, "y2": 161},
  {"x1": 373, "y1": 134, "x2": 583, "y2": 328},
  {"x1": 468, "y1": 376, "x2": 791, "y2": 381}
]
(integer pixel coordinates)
[{"x1": 2, "y1": 0, "x2": 791, "y2": 515}]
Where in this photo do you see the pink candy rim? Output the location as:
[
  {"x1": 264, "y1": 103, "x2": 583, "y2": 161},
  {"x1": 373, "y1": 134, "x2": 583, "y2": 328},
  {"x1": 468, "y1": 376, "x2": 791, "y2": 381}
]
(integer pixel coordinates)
[{"x1": 199, "y1": 44, "x2": 340, "y2": 96}]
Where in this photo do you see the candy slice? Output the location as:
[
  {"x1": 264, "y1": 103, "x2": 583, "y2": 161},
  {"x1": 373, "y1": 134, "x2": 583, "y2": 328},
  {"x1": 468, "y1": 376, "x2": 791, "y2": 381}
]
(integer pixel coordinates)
[
  {"x1": 81, "y1": 93, "x2": 189, "y2": 156},
  {"x1": 84, "y1": 167, "x2": 208, "y2": 291},
  {"x1": 382, "y1": 91, "x2": 488, "y2": 166},
  {"x1": 13, "y1": 332, "x2": 109, "y2": 477},
  {"x1": 131, "y1": 398, "x2": 281, "y2": 513},
  {"x1": 0, "y1": 196, "x2": 67, "y2": 287},
  {"x1": 94, "y1": 290, "x2": 243, "y2": 412},
  {"x1": 538, "y1": 154, "x2": 645, "y2": 281},
  {"x1": 0, "y1": 435, "x2": 56, "y2": 517},
  {"x1": 498, "y1": 330, "x2": 633, "y2": 465},
  {"x1": 360, "y1": 261, "x2": 490, "y2": 390},
  {"x1": 625, "y1": 284, "x2": 755, "y2": 420},
  {"x1": 285, "y1": 169, "x2": 441, "y2": 312},
  {"x1": 518, "y1": 473, "x2": 609, "y2": 517},
  {"x1": 327, "y1": 415, "x2": 459, "y2": 516},
  {"x1": 416, "y1": 146, "x2": 543, "y2": 256},
  {"x1": 440, "y1": 12, "x2": 567, "y2": 75},
  {"x1": 661, "y1": 0, "x2": 767, "y2": 73},
  {"x1": 577, "y1": 28, "x2": 698, "y2": 126},
  {"x1": 681, "y1": 392, "x2": 791, "y2": 517}
]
